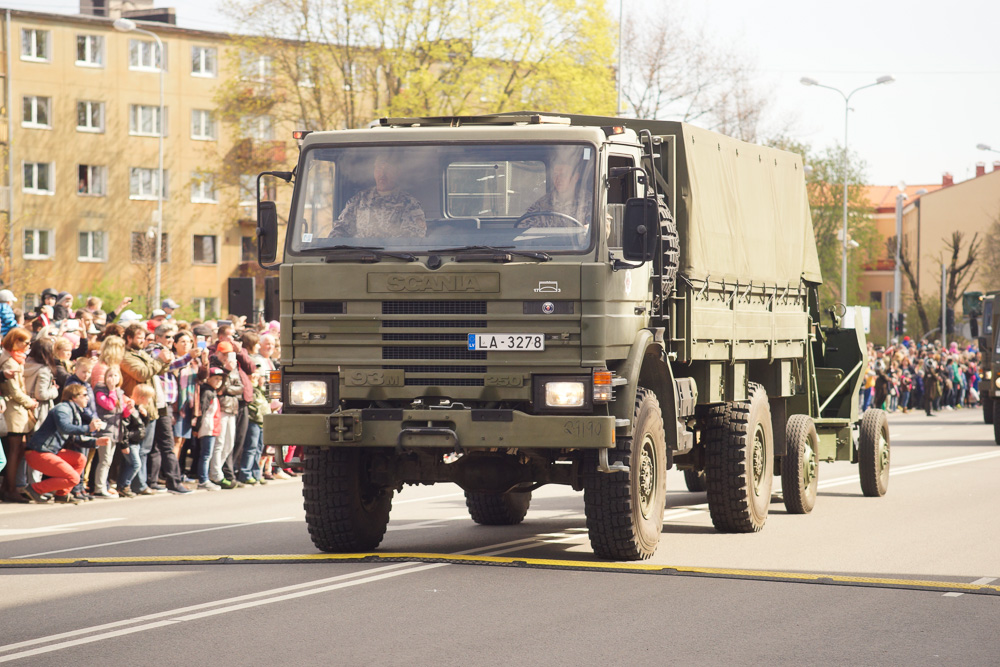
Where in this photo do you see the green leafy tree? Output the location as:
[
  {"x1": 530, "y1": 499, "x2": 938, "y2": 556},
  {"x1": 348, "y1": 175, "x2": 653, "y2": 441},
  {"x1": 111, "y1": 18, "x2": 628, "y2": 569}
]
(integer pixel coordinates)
[{"x1": 768, "y1": 138, "x2": 878, "y2": 310}]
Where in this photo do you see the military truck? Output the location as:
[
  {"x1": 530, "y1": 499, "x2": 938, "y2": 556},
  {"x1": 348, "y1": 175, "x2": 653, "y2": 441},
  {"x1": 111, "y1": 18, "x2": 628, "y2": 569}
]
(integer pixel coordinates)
[
  {"x1": 257, "y1": 113, "x2": 890, "y2": 561},
  {"x1": 978, "y1": 292, "x2": 997, "y2": 424}
]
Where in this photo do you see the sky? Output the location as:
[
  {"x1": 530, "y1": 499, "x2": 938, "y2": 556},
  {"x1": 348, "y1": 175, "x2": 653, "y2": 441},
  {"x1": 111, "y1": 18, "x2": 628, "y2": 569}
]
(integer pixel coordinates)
[{"x1": 7, "y1": 0, "x2": 999, "y2": 187}]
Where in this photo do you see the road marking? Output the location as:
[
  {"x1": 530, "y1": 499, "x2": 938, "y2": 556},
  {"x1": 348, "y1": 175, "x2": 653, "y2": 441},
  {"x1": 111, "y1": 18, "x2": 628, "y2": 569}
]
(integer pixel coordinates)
[
  {"x1": 0, "y1": 536, "x2": 569, "y2": 663},
  {"x1": 0, "y1": 518, "x2": 123, "y2": 537},
  {"x1": 943, "y1": 576, "x2": 997, "y2": 598},
  {"x1": 386, "y1": 515, "x2": 467, "y2": 531},
  {"x1": 817, "y1": 450, "x2": 1000, "y2": 490},
  {"x1": 10, "y1": 517, "x2": 294, "y2": 559}
]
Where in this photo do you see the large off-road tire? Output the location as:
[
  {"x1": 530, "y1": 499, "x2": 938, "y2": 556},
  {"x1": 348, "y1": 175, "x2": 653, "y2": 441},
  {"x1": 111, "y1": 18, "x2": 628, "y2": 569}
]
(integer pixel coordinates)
[
  {"x1": 303, "y1": 446, "x2": 393, "y2": 552},
  {"x1": 465, "y1": 486, "x2": 532, "y2": 525},
  {"x1": 583, "y1": 387, "x2": 667, "y2": 561},
  {"x1": 704, "y1": 383, "x2": 774, "y2": 532},
  {"x1": 781, "y1": 415, "x2": 819, "y2": 514},
  {"x1": 683, "y1": 469, "x2": 706, "y2": 492},
  {"x1": 983, "y1": 394, "x2": 993, "y2": 424},
  {"x1": 993, "y1": 401, "x2": 1000, "y2": 444},
  {"x1": 858, "y1": 409, "x2": 890, "y2": 497}
]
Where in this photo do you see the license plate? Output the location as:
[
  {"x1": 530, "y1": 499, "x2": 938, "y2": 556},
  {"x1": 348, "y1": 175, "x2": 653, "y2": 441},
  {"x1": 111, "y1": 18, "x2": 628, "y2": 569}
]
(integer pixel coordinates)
[{"x1": 468, "y1": 334, "x2": 545, "y2": 351}]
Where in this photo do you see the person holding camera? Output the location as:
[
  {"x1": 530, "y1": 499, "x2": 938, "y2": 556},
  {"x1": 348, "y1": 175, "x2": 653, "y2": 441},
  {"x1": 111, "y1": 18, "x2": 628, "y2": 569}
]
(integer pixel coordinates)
[{"x1": 21, "y1": 383, "x2": 109, "y2": 504}]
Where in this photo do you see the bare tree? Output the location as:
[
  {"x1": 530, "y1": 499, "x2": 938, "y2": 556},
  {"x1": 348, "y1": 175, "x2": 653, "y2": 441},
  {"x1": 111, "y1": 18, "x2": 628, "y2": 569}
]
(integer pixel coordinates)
[
  {"x1": 619, "y1": 4, "x2": 769, "y2": 141},
  {"x1": 943, "y1": 231, "x2": 981, "y2": 311}
]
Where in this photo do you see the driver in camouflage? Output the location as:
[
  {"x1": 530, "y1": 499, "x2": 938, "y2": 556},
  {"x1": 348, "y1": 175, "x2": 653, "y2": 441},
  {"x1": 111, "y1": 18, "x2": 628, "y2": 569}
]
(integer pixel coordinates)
[
  {"x1": 517, "y1": 157, "x2": 592, "y2": 228},
  {"x1": 330, "y1": 154, "x2": 427, "y2": 238}
]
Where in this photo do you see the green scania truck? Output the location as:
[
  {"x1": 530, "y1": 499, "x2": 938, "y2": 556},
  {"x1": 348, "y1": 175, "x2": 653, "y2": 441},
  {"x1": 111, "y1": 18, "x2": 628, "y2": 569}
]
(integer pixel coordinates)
[{"x1": 258, "y1": 113, "x2": 890, "y2": 561}]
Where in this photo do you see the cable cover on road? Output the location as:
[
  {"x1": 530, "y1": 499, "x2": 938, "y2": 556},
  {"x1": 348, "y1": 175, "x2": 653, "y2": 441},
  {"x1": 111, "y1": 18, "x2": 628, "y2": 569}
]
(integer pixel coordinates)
[{"x1": 1, "y1": 553, "x2": 997, "y2": 596}]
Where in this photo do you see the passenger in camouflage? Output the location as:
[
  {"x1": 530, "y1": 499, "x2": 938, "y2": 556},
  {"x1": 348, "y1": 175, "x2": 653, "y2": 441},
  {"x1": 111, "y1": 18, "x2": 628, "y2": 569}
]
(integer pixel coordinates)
[
  {"x1": 329, "y1": 155, "x2": 427, "y2": 238},
  {"x1": 517, "y1": 158, "x2": 592, "y2": 229}
]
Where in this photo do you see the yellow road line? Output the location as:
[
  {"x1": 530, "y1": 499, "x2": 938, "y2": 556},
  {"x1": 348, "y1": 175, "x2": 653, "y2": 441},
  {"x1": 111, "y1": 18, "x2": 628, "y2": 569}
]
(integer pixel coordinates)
[{"x1": 1, "y1": 552, "x2": 998, "y2": 596}]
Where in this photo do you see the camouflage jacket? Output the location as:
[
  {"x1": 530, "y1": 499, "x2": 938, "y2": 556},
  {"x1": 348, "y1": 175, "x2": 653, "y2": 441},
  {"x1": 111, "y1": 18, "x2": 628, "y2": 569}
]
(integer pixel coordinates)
[{"x1": 330, "y1": 187, "x2": 426, "y2": 238}]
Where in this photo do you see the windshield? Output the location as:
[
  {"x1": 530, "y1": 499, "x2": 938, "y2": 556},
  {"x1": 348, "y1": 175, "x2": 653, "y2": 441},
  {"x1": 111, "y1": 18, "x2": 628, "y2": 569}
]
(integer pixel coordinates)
[{"x1": 289, "y1": 142, "x2": 596, "y2": 254}]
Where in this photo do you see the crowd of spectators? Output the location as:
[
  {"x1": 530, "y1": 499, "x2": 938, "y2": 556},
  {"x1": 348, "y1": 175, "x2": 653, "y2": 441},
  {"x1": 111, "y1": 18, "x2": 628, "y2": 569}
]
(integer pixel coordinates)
[
  {"x1": 0, "y1": 288, "x2": 292, "y2": 505},
  {"x1": 860, "y1": 336, "x2": 982, "y2": 417}
]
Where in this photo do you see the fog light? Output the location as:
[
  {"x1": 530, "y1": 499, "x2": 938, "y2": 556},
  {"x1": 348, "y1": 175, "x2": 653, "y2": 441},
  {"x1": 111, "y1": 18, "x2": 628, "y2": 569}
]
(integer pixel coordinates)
[
  {"x1": 289, "y1": 380, "x2": 328, "y2": 406},
  {"x1": 545, "y1": 381, "x2": 586, "y2": 407}
]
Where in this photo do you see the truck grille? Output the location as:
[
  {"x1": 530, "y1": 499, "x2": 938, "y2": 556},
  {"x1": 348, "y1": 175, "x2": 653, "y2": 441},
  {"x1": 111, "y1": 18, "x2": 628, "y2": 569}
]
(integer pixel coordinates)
[{"x1": 382, "y1": 301, "x2": 487, "y2": 386}]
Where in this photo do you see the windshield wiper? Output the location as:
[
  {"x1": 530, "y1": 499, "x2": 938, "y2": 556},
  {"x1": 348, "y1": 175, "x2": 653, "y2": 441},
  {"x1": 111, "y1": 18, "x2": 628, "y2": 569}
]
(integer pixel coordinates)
[
  {"x1": 320, "y1": 245, "x2": 417, "y2": 263},
  {"x1": 430, "y1": 245, "x2": 551, "y2": 262}
]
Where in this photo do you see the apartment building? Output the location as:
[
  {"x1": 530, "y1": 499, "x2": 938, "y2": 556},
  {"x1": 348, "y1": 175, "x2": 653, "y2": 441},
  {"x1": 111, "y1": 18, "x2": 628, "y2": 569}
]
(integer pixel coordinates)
[
  {"x1": 861, "y1": 164, "x2": 1000, "y2": 341},
  {"x1": 0, "y1": 8, "x2": 285, "y2": 318}
]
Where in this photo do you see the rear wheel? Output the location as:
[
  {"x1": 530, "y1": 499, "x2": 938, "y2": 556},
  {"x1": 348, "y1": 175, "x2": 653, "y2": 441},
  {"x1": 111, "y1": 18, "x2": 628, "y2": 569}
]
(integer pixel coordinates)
[
  {"x1": 983, "y1": 394, "x2": 993, "y2": 424},
  {"x1": 584, "y1": 387, "x2": 667, "y2": 560},
  {"x1": 993, "y1": 401, "x2": 1000, "y2": 444},
  {"x1": 465, "y1": 486, "x2": 532, "y2": 525},
  {"x1": 683, "y1": 469, "x2": 706, "y2": 492},
  {"x1": 781, "y1": 415, "x2": 819, "y2": 514},
  {"x1": 858, "y1": 409, "x2": 890, "y2": 497},
  {"x1": 704, "y1": 383, "x2": 774, "y2": 532},
  {"x1": 303, "y1": 446, "x2": 393, "y2": 552}
]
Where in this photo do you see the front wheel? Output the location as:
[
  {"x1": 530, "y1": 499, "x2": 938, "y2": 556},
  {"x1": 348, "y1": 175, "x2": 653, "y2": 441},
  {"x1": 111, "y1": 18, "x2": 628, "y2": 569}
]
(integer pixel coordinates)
[
  {"x1": 584, "y1": 387, "x2": 667, "y2": 560},
  {"x1": 303, "y1": 446, "x2": 393, "y2": 552},
  {"x1": 983, "y1": 394, "x2": 993, "y2": 424},
  {"x1": 993, "y1": 400, "x2": 1000, "y2": 444},
  {"x1": 858, "y1": 409, "x2": 890, "y2": 497}
]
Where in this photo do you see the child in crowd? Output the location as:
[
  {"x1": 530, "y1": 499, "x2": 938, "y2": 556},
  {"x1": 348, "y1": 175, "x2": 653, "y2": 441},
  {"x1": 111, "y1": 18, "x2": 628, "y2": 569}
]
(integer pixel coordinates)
[
  {"x1": 93, "y1": 364, "x2": 132, "y2": 498},
  {"x1": 117, "y1": 384, "x2": 155, "y2": 498},
  {"x1": 237, "y1": 371, "x2": 271, "y2": 485},
  {"x1": 196, "y1": 367, "x2": 224, "y2": 490}
]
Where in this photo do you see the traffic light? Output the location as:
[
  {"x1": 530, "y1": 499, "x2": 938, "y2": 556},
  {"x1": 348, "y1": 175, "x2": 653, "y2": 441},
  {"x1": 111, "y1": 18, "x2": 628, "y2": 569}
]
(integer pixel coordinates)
[{"x1": 894, "y1": 313, "x2": 907, "y2": 336}]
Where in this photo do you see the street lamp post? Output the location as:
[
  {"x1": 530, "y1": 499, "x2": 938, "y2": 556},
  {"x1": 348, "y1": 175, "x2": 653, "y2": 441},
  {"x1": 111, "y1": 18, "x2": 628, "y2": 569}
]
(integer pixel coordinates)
[
  {"x1": 977, "y1": 143, "x2": 1000, "y2": 155},
  {"x1": 800, "y1": 75, "x2": 894, "y2": 304},
  {"x1": 114, "y1": 17, "x2": 164, "y2": 310}
]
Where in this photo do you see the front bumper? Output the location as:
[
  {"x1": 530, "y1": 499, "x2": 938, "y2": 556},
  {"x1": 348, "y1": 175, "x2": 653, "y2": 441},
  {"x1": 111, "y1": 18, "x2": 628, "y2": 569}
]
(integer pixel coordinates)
[{"x1": 263, "y1": 408, "x2": 614, "y2": 449}]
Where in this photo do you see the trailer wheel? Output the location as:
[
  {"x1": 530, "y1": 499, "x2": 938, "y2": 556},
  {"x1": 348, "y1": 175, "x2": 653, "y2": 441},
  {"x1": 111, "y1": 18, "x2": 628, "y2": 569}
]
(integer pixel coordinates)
[
  {"x1": 704, "y1": 383, "x2": 774, "y2": 532},
  {"x1": 781, "y1": 415, "x2": 819, "y2": 514},
  {"x1": 303, "y1": 446, "x2": 393, "y2": 552},
  {"x1": 465, "y1": 486, "x2": 532, "y2": 525},
  {"x1": 584, "y1": 387, "x2": 667, "y2": 560},
  {"x1": 858, "y1": 409, "x2": 890, "y2": 497},
  {"x1": 991, "y1": 401, "x2": 1000, "y2": 444},
  {"x1": 983, "y1": 394, "x2": 993, "y2": 424},
  {"x1": 683, "y1": 469, "x2": 706, "y2": 492}
]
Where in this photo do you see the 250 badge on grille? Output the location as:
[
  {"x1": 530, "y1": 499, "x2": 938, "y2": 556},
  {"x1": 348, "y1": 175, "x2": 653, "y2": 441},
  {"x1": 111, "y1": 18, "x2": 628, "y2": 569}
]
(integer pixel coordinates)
[{"x1": 468, "y1": 334, "x2": 545, "y2": 351}]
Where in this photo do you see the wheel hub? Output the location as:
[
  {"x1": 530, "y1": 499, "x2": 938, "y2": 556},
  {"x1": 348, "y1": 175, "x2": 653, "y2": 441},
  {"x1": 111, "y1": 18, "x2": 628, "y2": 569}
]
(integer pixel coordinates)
[
  {"x1": 803, "y1": 443, "x2": 817, "y2": 486},
  {"x1": 751, "y1": 425, "x2": 766, "y2": 495},
  {"x1": 638, "y1": 435, "x2": 656, "y2": 518},
  {"x1": 878, "y1": 432, "x2": 890, "y2": 473}
]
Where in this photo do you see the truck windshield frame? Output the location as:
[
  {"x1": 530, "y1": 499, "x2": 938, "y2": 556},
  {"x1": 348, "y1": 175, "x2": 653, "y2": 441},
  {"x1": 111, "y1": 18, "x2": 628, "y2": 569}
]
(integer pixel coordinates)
[{"x1": 284, "y1": 141, "x2": 599, "y2": 257}]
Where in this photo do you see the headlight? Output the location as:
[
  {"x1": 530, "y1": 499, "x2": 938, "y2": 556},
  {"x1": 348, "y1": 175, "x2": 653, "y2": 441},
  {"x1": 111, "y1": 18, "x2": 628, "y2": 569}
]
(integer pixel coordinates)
[
  {"x1": 995, "y1": 377, "x2": 1000, "y2": 390},
  {"x1": 289, "y1": 380, "x2": 328, "y2": 406},
  {"x1": 545, "y1": 381, "x2": 586, "y2": 407},
  {"x1": 986, "y1": 371, "x2": 993, "y2": 380}
]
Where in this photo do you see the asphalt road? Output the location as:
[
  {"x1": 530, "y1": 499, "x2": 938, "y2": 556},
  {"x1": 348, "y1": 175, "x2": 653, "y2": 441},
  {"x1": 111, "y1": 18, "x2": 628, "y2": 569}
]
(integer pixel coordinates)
[{"x1": 1, "y1": 408, "x2": 998, "y2": 665}]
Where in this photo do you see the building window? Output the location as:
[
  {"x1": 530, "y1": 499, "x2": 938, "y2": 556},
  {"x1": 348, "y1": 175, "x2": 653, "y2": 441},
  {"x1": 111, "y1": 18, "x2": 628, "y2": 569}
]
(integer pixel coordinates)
[
  {"x1": 78, "y1": 165, "x2": 106, "y2": 196},
  {"x1": 129, "y1": 38, "x2": 167, "y2": 71},
  {"x1": 22, "y1": 95, "x2": 51, "y2": 128},
  {"x1": 241, "y1": 115, "x2": 273, "y2": 141},
  {"x1": 76, "y1": 34, "x2": 104, "y2": 66},
  {"x1": 130, "y1": 232, "x2": 169, "y2": 263},
  {"x1": 77, "y1": 100, "x2": 105, "y2": 133},
  {"x1": 190, "y1": 109, "x2": 216, "y2": 140},
  {"x1": 129, "y1": 104, "x2": 166, "y2": 137},
  {"x1": 192, "y1": 235, "x2": 218, "y2": 264},
  {"x1": 240, "y1": 236, "x2": 256, "y2": 263},
  {"x1": 869, "y1": 291, "x2": 883, "y2": 309},
  {"x1": 240, "y1": 174, "x2": 276, "y2": 203},
  {"x1": 21, "y1": 29, "x2": 50, "y2": 61},
  {"x1": 191, "y1": 172, "x2": 217, "y2": 203},
  {"x1": 192, "y1": 296, "x2": 217, "y2": 320},
  {"x1": 298, "y1": 56, "x2": 315, "y2": 87},
  {"x1": 191, "y1": 46, "x2": 217, "y2": 77},
  {"x1": 22, "y1": 293, "x2": 39, "y2": 311},
  {"x1": 239, "y1": 51, "x2": 271, "y2": 81},
  {"x1": 23, "y1": 162, "x2": 54, "y2": 195},
  {"x1": 78, "y1": 230, "x2": 106, "y2": 262},
  {"x1": 129, "y1": 167, "x2": 168, "y2": 200},
  {"x1": 23, "y1": 229, "x2": 53, "y2": 260}
]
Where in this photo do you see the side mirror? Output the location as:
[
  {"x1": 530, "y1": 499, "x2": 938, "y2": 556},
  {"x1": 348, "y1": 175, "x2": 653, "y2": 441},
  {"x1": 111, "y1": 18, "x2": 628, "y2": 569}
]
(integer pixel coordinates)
[
  {"x1": 621, "y1": 197, "x2": 658, "y2": 262},
  {"x1": 257, "y1": 201, "x2": 278, "y2": 264}
]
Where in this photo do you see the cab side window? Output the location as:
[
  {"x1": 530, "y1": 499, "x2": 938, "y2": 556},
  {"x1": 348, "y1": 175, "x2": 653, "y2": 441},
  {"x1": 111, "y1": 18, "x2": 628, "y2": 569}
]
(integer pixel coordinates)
[{"x1": 607, "y1": 155, "x2": 636, "y2": 249}]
